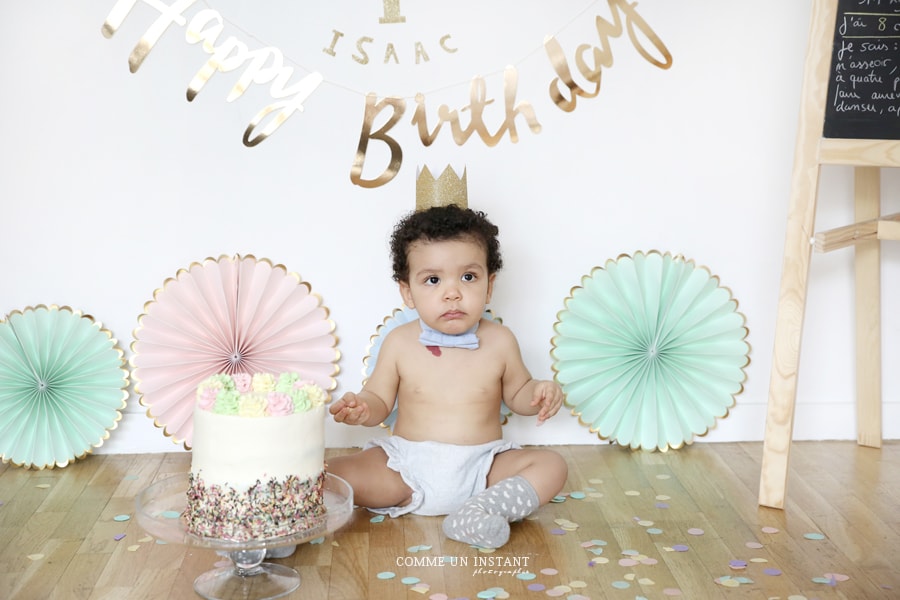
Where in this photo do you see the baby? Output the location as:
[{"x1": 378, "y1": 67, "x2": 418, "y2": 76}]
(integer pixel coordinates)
[{"x1": 327, "y1": 204, "x2": 567, "y2": 548}]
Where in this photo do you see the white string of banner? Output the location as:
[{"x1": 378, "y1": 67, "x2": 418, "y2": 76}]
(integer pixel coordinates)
[{"x1": 194, "y1": 0, "x2": 602, "y2": 100}]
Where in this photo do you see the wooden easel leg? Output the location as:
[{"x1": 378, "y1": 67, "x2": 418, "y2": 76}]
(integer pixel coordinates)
[
  {"x1": 758, "y1": 0, "x2": 834, "y2": 509},
  {"x1": 758, "y1": 137, "x2": 826, "y2": 508},
  {"x1": 854, "y1": 166, "x2": 882, "y2": 448}
]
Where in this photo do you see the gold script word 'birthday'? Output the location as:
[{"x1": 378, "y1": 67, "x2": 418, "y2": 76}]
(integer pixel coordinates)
[{"x1": 101, "y1": 0, "x2": 671, "y2": 188}]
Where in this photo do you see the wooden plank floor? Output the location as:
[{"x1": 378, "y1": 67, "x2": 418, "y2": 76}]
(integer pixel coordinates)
[{"x1": 1, "y1": 442, "x2": 898, "y2": 599}]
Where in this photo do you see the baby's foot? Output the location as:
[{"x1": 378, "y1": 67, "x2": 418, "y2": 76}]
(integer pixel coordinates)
[{"x1": 442, "y1": 507, "x2": 510, "y2": 549}]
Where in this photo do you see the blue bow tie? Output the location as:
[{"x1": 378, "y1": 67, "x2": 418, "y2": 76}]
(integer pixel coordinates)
[{"x1": 419, "y1": 322, "x2": 480, "y2": 349}]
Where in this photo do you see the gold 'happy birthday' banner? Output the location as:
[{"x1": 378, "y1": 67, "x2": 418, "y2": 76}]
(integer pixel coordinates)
[{"x1": 101, "y1": 0, "x2": 672, "y2": 188}]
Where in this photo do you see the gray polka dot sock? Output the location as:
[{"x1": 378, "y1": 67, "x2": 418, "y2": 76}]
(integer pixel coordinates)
[{"x1": 442, "y1": 476, "x2": 540, "y2": 548}]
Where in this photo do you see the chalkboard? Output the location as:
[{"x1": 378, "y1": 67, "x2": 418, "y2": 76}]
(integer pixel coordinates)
[{"x1": 824, "y1": 0, "x2": 900, "y2": 140}]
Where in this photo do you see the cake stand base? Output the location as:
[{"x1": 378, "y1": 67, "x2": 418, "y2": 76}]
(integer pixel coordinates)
[
  {"x1": 136, "y1": 473, "x2": 353, "y2": 600},
  {"x1": 194, "y1": 549, "x2": 299, "y2": 600}
]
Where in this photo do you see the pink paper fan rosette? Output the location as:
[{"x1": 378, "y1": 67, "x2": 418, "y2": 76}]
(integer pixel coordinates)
[
  {"x1": 0, "y1": 305, "x2": 129, "y2": 469},
  {"x1": 131, "y1": 254, "x2": 340, "y2": 449}
]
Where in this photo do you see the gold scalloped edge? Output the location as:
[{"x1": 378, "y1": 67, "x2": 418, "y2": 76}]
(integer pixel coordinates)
[
  {"x1": 131, "y1": 253, "x2": 341, "y2": 451},
  {"x1": 0, "y1": 304, "x2": 129, "y2": 470},
  {"x1": 549, "y1": 250, "x2": 752, "y2": 452},
  {"x1": 361, "y1": 307, "x2": 509, "y2": 431}
]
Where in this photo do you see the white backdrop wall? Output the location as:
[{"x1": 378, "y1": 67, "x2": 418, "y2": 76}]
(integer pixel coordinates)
[{"x1": 1, "y1": 1, "x2": 898, "y2": 455}]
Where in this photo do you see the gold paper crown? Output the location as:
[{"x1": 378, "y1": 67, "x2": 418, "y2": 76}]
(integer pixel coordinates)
[{"x1": 415, "y1": 165, "x2": 467, "y2": 211}]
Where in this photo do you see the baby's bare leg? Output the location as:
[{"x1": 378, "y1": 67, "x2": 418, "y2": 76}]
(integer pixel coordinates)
[
  {"x1": 327, "y1": 447, "x2": 413, "y2": 509},
  {"x1": 487, "y1": 448, "x2": 568, "y2": 504}
]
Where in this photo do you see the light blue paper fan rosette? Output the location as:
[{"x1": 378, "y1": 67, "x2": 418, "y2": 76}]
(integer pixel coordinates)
[
  {"x1": 0, "y1": 305, "x2": 129, "y2": 469},
  {"x1": 363, "y1": 307, "x2": 511, "y2": 430},
  {"x1": 551, "y1": 251, "x2": 750, "y2": 451}
]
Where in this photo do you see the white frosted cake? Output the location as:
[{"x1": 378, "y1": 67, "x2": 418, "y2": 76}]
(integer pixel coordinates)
[{"x1": 183, "y1": 372, "x2": 328, "y2": 541}]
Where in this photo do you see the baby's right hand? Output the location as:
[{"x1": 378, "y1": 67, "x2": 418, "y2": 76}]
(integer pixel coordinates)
[{"x1": 330, "y1": 392, "x2": 371, "y2": 425}]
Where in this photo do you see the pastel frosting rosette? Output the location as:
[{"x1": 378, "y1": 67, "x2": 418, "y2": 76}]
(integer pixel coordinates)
[{"x1": 196, "y1": 372, "x2": 326, "y2": 417}]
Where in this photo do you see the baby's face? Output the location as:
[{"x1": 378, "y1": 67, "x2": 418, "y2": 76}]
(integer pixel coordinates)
[{"x1": 399, "y1": 237, "x2": 494, "y2": 335}]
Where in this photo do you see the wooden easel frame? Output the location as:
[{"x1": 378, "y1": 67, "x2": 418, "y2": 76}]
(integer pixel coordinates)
[{"x1": 758, "y1": 0, "x2": 900, "y2": 509}]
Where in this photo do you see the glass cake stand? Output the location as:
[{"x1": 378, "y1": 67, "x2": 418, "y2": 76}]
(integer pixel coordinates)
[{"x1": 135, "y1": 472, "x2": 353, "y2": 600}]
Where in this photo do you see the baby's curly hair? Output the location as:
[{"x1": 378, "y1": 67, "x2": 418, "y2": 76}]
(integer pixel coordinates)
[{"x1": 390, "y1": 204, "x2": 503, "y2": 282}]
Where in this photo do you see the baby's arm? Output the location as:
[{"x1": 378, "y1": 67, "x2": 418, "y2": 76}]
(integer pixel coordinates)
[
  {"x1": 330, "y1": 390, "x2": 391, "y2": 426},
  {"x1": 330, "y1": 329, "x2": 402, "y2": 427},
  {"x1": 500, "y1": 329, "x2": 564, "y2": 425},
  {"x1": 509, "y1": 379, "x2": 564, "y2": 425}
]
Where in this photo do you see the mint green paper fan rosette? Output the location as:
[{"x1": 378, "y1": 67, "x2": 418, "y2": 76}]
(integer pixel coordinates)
[
  {"x1": 0, "y1": 305, "x2": 129, "y2": 469},
  {"x1": 551, "y1": 251, "x2": 750, "y2": 451}
]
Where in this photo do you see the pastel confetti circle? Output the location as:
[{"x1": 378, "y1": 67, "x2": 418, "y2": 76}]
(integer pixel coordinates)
[
  {"x1": 672, "y1": 544, "x2": 689, "y2": 552},
  {"x1": 429, "y1": 594, "x2": 448, "y2": 600},
  {"x1": 526, "y1": 583, "x2": 545, "y2": 591},
  {"x1": 647, "y1": 528, "x2": 663, "y2": 535},
  {"x1": 160, "y1": 510, "x2": 180, "y2": 519},
  {"x1": 662, "y1": 588, "x2": 683, "y2": 596},
  {"x1": 745, "y1": 541, "x2": 764, "y2": 549},
  {"x1": 611, "y1": 581, "x2": 631, "y2": 589},
  {"x1": 619, "y1": 558, "x2": 639, "y2": 567},
  {"x1": 624, "y1": 490, "x2": 641, "y2": 496},
  {"x1": 370, "y1": 515, "x2": 385, "y2": 523},
  {"x1": 113, "y1": 514, "x2": 131, "y2": 522},
  {"x1": 568, "y1": 580, "x2": 588, "y2": 588},
  {"x1": 824, "y1": 572, "x2": 850, "y2": 582},
  {"x1": 400, "y1": 576, "x2": 421, "y2": 585},
  {"x1": 540, "y1": 568, "x2": 559, "y2": 575},
  {"x1": 376, "y1": 571, "x2": 396, "y2": 579},
  {"x1": 761, "y1": 526, "x2": 779, "y2": 534},
  {"x1": 475, "y1": 590, "x2": 496, "y2": 599},
  {"x1": 656, "y1": 474, "x2": 671, "y2": 479},
  {"x1": 804, "y1": 532, "x2": 826, "y2": 540},
  {"x1": 687, "y1": 528, "x2": 704, "y2": 536},
  {"x1": 764, "y1": 568, "x2": 783, "y2": 576},
  {"x1": 569, "y1": 491, "x2": 586, "y2": 499},
  {"x1": 516, "y1": 571, "x2": 537, "y2": 580}
]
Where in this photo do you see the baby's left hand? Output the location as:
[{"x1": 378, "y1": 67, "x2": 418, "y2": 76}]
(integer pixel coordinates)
[{"x1": 531, "y1": 380, "x2": 564, "y2": 425}]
